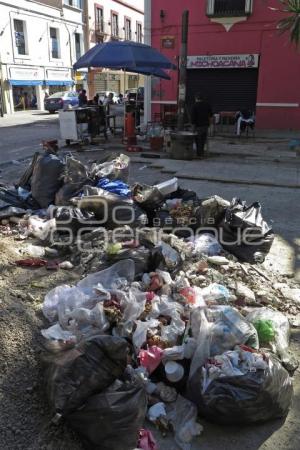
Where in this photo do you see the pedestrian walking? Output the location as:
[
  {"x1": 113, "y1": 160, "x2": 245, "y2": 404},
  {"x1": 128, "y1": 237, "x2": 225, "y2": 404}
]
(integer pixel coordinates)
[{"x1": 191, "y1": 93, "x2": 213, "y2": 159}]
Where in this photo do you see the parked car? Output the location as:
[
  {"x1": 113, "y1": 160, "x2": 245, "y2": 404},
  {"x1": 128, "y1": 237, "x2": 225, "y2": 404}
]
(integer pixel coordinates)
[
  {"x1": 44, "y1": 91, "x2": 79, "y2": 113},
  {"x1": 98, "y1": 91, "x2": 119, "y2": 104}
]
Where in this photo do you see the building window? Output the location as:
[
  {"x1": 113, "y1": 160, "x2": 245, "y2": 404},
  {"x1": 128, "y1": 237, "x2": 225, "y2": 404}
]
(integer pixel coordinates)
[
  {"x1": 74, "y1": 33, "x2": 81, "y2": 60},
  {"x1": 50, "y1": 27, "x2": 60, "y2": 59},
  {"x1": 136, "y1": 22, "x2": 142, "y2": 43},
  {"x1": 64, "y1": 0, "x2": 82, "y2": 9},
  {"x1": 207, "y1": 0, "x2": 253, "y2": 17},
  {"x1": 95, "y1": 6, "x2": 104, "y2": 32},
  {"x1": 111, "y1": 13, "x2": 119, "y2": 37},
  {"x1": 14, "y1": 19, "x2": 27, "y2": 55},
  {"x1": 125, "y1": 18, "x2": 131, "y2": 40}
]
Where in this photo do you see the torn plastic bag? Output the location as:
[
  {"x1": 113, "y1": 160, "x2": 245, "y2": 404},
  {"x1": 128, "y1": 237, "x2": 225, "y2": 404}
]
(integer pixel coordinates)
[
  {"x1": 43, "y1": 285, "x2": 91, "y2": 322},
  {"x1": 66, "y1": 375, "x2": 147, "y2": 450},
  {"x1": 133, "y1": 319, "x2": 160, "y2": 351},
  {"x1": 150, "y1": 242, "x2": 181, "y2": 271},
  {"x1": 220, "y1": 198, "x2": 274, "y2": 263},
  {"x1": 188, "y1": 352, "x2": 293, "y2": 424},
  {"x1": 194, "y1": 195, "x2": 230, "y2": 228},
  {"x1": 55, "y1": 157, "x2": 90, "y2": 205},
  {"x1": 166, "y1": 395, "x2": 203, "y2": 450},
  {"x1": 90, "y1": 154, "x2": 130, "y2": 182},
  {"x1": 41, "y1": 323, "x2": 77, "y2": 353},
  {"x1": 77, "y1": 259, "x2": 135, "y2": 298},
  {"x1": 119, "y1": 288, "x2": 147, "y2": 334},
  {"x1": 189, "y1": 307, "x2": 258, "y2": 379},
  {"x1": 46, "y1": 335, "x2": 128, "y2": 415},
  {"x1": 133, "y1": 183, "x2": 165, "y2": 211},
  {"x1": 246, "y1": 308, "x2": 290, "y2": 361},
  {"x1": 31, "y1": 151, "x2": 65, "y2": 208},
  {"x1": 209, "y1": 306, "x2": 259, "y2": 355},
  {"x1": 59, "y1": 303, "x2": 109, "y2": 334}
]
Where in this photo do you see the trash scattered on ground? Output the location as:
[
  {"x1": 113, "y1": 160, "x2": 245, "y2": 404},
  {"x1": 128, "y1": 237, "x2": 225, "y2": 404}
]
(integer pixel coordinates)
[{"x1": 0, "y1": 150, "x2": 299, "y2": 449}]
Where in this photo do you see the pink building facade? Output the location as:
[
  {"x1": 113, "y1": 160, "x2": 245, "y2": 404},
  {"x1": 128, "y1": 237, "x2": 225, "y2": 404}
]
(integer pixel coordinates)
[{"x1": 149, "y1": 0, "x2": 300, "y2": 130}]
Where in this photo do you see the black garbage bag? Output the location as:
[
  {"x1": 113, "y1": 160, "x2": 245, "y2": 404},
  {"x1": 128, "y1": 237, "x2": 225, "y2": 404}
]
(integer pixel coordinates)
[
  {"x1": 166, "y1": 187, "x2": 200, "y2": 203},
  {"x1": 53, "y1": 206, "x2": 96, "y2": 235},
  {"x1": 66, "y1": 377, "x2": 147, "y2": 450},
  {"x1": 17, "y1": 152, "x2": 40, "y2": 191},
  {"x1": 55, "y1": 158, "x2": 91, "y2": 206},
  {"x1": 220, "y1": 198, "x2": 274, "y2": 263},
  {"x1": 31, "y1": 151, "x2": 65, "y2": 208},
  {"x1": 108, "y1": 247, "x2": 151, "y2": 278},
  {"x1": 133, "y1": 182, "x2": 165, "y2": 212},
  {"x1": 74, "y1": 187, "x2": 147, "y2": 229},
  {"x1": 188, "y1": 353, "x2": 293, "y2": 425},
  {"x1": 46, "y1": 335, "x2": 128, "y2": 415}
]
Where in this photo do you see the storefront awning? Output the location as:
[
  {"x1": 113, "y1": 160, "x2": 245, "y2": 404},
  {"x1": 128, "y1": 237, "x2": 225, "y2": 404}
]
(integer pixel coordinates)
[
  {"x1": 9, "y1": 80, "x2": 43, "y2": 86},
  {"x1": 45, "y1": 80, "x2": 74, "y2": 86}
]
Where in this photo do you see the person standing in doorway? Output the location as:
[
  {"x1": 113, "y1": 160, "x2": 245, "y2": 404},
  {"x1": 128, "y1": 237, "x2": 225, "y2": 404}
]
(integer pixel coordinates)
[{"x1": 191, "y1": 92, "x2": 213, "y2": 159}]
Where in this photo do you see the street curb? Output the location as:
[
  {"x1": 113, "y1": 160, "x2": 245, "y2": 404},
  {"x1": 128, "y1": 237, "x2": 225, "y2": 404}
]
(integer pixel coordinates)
[{"x1": 131, "y1": 159, "x2": 300, "y2": 189}]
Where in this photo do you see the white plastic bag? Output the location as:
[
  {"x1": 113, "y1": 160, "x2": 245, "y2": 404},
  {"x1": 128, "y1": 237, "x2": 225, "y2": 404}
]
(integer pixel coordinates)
[
  {"x1": 61, "y1": 303, "x2": 109, "y2": 333},
  {"x1": 77, "y1": 259, "x2": 135, "y2": 297},
  {"x1": 28, "y1": 216, "x2": 56, "y2": 240},
  {"x1": 189, "y1": 309, "x2": 211, "y2": 379},
  {"x1": 166, "y1": 395, "x2": 203, "y2": 450},
  {"x1": 133, "y1": 319, "x2": 160, "y2": 351},
  {"x1": 23, "y1": 243, "x2": 45, "y2": 258},
  {"x1": 43, "y1": 285, "x2": 90, "y2": 322},
  {"x1": 201, "y1": 283, "x2": 230, "y2": 304},
  {"x1": 191, "y1": 233, "x2": 222, "y2": 256}
]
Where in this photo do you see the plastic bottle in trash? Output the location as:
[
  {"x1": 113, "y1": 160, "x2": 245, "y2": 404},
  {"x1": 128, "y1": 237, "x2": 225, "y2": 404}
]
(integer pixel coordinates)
[{"x1": 254, "y1": 252, "x2": 265, "y2": 263}]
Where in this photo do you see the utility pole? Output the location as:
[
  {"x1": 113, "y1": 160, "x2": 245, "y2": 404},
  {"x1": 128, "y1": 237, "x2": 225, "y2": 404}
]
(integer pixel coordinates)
[{"x1": 177, "y1": 10, "x2": 189, "y2": 130}]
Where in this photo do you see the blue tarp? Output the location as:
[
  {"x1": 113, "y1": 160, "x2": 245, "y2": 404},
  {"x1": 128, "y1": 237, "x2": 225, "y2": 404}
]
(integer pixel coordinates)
[
  {"x1": 73, "y1": 41, "x2": 176, "y2": 75},
  {"x1": 9, "y1": 80, "x2": 43, "y2": 86}
]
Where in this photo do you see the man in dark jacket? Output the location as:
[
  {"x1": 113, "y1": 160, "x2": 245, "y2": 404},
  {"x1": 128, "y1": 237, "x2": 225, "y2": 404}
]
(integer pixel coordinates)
[
  {"x1": 191, "y1": 93, "x2": 213, "y2": 158},
  {"x1": 78, "y1": 89, "x2": 88, "y2": 107}
]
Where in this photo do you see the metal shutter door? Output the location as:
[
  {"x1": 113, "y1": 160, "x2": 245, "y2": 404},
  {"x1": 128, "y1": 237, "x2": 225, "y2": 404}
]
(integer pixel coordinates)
[{"x1": 186, "y1": 68, "x2": 258, "y2": 114}]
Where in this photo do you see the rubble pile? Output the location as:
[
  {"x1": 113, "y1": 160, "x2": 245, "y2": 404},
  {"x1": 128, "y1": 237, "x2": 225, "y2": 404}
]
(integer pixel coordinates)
[{"x1": 0, "y1": 148, "x2": 299, "y2": 450}]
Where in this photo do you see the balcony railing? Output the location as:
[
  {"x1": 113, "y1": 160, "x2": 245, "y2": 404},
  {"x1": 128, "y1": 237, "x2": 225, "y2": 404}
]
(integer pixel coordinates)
[
  {"x1": 94, "y1": 22, "x2": 143, "y2": 42},
  {"x1": 95, "y1": 20, "x2": 110, "y2": 35},
  {"x1": 207, "y1": 0, "x2": 253, "y2": 18}
]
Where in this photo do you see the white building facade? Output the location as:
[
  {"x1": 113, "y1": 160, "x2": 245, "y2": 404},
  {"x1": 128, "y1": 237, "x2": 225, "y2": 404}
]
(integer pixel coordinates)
[
  {"x1": 0, "y1": 0, "x2": 85, "y2": 114},
  {"x1": 84, "y1": 0, "x2": 144, "y2": 97}
]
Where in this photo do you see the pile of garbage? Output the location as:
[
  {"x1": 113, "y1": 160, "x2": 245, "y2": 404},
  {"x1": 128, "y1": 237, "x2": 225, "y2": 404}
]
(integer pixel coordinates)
[
  {"x1": 0, "y1": 148, "x2": 299, "y2": 449},
  {"x1": 40, "y1": 254, "x2": 296, "y2": 449}
]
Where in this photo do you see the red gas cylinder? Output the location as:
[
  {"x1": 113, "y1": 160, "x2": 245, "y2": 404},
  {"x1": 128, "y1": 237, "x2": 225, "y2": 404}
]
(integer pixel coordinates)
[{"x1": 125, "y1": 112, "x2": 135, "y2": 138}]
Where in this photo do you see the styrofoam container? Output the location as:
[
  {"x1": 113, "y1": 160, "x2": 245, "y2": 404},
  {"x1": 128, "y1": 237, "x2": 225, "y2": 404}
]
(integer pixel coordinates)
[
  {"x1": 164, "y1": 361, "x2": 184, "y2": 382},
  {"x1": 154, "y1": 177, "x2": 178, "y2": 196}
]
